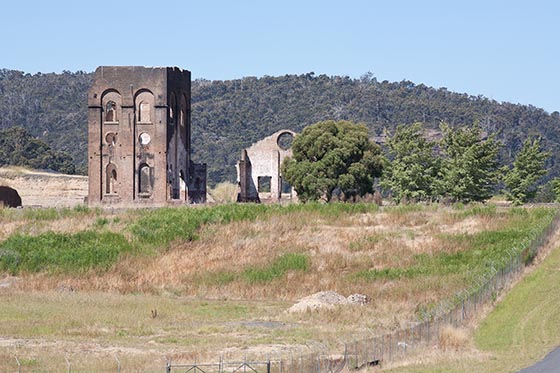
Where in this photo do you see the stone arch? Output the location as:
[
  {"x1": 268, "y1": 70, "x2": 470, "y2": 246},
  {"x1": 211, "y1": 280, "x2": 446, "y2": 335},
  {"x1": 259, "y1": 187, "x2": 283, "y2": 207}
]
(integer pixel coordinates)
[
  {"x1": 101, "y1": 89, "x2": 121, "y2": 124},
  {"x1": 106, "y1": 163, "x2": 118, "y2": 194},
  {"x1": 105, "y1": 101, "x2": 117, "y2": 122},
  {"x1": 138, "y1": 163, "x2": 152, "y2": 195},
  {"x1": 134, "y1": 89, "x2": 154, "y2": 123}
]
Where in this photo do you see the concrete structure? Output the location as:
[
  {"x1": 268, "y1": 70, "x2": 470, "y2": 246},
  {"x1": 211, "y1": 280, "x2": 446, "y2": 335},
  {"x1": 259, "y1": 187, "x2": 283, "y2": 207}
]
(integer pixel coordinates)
[
  {"x1": 87, "y1": 66, "x2": 206, "y2": 207},
  {"x1": 237, "y1": 130, "x2": 297, "y2": 202}
]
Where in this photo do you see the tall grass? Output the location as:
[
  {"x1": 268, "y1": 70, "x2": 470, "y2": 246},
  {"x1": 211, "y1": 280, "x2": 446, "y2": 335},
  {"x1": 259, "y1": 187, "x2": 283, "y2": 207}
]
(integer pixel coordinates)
[
  {"x1": 128, "y1": 204, "x2": 270, "y2": 250},
  {"x1": 2, "y1": 203, "x2": 372, "y2": 275},
  {"x1": 128, "y1": 202, "x2": 379, "y2": 251},
  {"x1": 0, "y1": 230, "x2": 131, "y2": 274},
  {"x1": 355, "y1": 207, "x2": 556, "y2": 282},
  {"x1": 243, "y1": 253, "x2": 309, "y2": 283}
]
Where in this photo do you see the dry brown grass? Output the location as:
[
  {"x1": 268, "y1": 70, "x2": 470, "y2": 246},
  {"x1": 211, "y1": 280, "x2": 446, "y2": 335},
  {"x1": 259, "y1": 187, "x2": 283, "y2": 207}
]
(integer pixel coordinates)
[
  {"x1": 13, "y1": 206, "x2": 514, "y2": 337},
  {"x1": 208, "y1": 182, "x2": 239, "y2": 203},
  {"x1": 2, "y1": 204, "x2": 554, "y2": 371},
  {"x1": 439, "y1": 325, "x2": 470, "y2": 351}
]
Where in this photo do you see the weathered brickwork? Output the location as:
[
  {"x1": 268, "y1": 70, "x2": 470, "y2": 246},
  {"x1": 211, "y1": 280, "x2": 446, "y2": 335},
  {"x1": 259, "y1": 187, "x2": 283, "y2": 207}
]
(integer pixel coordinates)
[{"x1": 87, "y1": 66, "x2": 206, "y2": 207}]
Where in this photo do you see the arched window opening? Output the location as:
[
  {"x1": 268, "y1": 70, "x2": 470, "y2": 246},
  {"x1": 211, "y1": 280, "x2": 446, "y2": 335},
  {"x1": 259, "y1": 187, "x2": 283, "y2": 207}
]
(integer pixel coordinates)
[
  {"x1": 106, "y1": 164, "x2": 118, "y2": 194},
  {"x1": 105, "y1": 101, "x2": 117, "y2": 122},
  {"x1": 138, "y1": 101, "x2": 151, "y2": 123},
  {"x1": 139, "y1": 164, "x2": 152, "y2": 195}
]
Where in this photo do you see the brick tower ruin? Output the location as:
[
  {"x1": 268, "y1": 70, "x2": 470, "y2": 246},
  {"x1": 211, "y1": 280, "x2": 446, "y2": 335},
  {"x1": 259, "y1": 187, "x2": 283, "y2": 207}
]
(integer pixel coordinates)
[{"x1": 87, "y1": 66, "x2": 206, "y2": 207}]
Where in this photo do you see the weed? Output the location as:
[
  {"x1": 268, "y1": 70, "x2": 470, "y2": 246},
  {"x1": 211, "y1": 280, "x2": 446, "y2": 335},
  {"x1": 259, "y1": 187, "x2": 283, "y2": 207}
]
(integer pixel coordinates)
[
  {"x1": 243, "y1": 253, "x2": 309, "y2": 284},
  {"x1": 95, "y1": 217, "x2": 109, "y2": 228}
]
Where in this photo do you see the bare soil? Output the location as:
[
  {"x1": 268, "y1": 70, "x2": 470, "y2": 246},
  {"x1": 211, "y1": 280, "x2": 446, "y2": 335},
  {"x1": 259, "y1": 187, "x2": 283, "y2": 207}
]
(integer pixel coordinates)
[{"x1": 0, "y1": 167, "x2": 87, "y2": 208}]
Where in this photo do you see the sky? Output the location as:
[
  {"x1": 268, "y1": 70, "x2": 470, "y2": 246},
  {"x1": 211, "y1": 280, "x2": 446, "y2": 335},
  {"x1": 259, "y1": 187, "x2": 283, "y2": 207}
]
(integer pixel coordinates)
[{"x1": 1, "y1": 0, "x2": 558, "y2": 113}]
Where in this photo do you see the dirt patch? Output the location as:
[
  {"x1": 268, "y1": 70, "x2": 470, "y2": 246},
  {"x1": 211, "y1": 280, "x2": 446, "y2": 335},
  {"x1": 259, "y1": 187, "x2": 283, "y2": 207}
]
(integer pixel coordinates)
[{"x1": 0, "y1": 167, "x2": 87, "y2": 208}]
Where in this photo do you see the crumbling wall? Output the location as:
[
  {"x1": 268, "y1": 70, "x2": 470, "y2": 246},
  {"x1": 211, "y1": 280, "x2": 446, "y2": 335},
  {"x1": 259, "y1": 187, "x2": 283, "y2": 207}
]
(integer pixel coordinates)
[{"x1": 237, "y1": 130, "x2": 297, "y2": 202}]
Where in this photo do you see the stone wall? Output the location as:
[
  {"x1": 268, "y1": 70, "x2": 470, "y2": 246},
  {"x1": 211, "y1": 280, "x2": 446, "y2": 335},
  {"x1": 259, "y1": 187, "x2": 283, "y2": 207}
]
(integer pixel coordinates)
[
  {"x1": 88, "y1": 66, "x2": 206, "y2": 207},
  {"x1": 237, "y1": 130, "x2": 297, "y2": 202}
]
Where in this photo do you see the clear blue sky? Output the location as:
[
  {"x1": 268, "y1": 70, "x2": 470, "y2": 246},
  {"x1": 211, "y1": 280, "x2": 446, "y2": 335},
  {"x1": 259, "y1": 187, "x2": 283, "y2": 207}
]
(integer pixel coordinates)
[{"x1": 1, "y1": 0, "x2": 558, "y2": 113}]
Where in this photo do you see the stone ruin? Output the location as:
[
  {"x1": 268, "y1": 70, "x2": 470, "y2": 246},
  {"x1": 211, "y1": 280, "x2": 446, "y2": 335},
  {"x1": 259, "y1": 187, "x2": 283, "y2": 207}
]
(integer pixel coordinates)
[
  {"x1": 87, "y1": 66, "x2": 207, "y2": 207},
  {"x1": 236, "y1": 130, "x2": 298, "y2": 203}
]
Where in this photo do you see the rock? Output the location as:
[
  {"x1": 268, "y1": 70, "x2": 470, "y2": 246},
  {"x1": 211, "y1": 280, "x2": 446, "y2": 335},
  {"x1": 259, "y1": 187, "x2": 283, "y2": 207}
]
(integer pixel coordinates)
[
  {"x1": 347, "y1": 293, "x2": 369, "y2": 305},
  {"x1": 288, "y1": 291, "x2": 348, "y2": 313}
]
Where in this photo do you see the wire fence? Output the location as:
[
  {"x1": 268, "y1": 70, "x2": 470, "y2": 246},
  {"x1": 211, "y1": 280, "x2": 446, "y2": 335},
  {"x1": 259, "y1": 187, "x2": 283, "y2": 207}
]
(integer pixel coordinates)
[{"x1": 10, "y1": 210, "x2": 560, "y2": 372}]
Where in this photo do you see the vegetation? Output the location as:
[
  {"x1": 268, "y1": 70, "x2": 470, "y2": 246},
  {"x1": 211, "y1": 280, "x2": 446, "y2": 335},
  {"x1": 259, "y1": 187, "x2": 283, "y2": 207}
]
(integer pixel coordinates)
[
  {"x1": 0, "y1": 126, "x2": 75, "y2": 173},
  {"x1": 2, "y1": 69, "x2": 560, "y2": 186},
  {"x1": 0, "y1": 203, "x2": 557, "y2": 371},
  {"x1": 0, "y1": 231, "x2": 131, "y2": 274},
  {"x1": 381, "y1": 123, "x2": 440, "y2": 203},
  {"x1": 439, "y1": 123, "x2": 501, "y2": 203},
  {"x1": 380, "y1": 122, "x2": 502, "y2": 203},
  {"x1": 504, "y1": 137, "x2": 550, "y2": 205},
  {"x1": 388, "y1": 217, "x2": 560, "y2": 372},
  {"x1": 0, "y1": 203, "x2": 554, "y2": 298},
  {"x1": 282, "y1": 120, "x2": 383, "y2": 202}
]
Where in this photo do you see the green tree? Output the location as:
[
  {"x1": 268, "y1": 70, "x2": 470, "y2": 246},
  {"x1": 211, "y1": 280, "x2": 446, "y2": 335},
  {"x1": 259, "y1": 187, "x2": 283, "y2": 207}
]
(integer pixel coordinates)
[
  {"x1": 440, "y1": 123, "x2": 501, "y2": 203},
  {"x1": 281, "y1": 120, "x2": 384, "y2": 202},
  {"x1": 0, "y1": 126, "x2": 75, "y2": 173},
  {"x1": 504, "y1": 137, "x2": 550, "y2": 205},
  {"x1": 381, "y1": 123, "x2": 441, "y2": 203},
  {"x1": 550, "y1": 178, "x2": 560, "y2": 202}
]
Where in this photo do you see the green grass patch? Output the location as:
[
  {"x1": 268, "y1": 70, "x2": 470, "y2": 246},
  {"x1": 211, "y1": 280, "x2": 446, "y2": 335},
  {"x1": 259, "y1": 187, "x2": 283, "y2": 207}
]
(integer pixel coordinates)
[
  {"x1": 128, "y1": 202, "x2": 380, "y2": 252},
  {"x1": 200, "y1": 253, "x2": 310, "y2": 285},
  {"x1": 355, "y1": 207, "x2": 556, "y2": 282},
  {"x1": 243, "y1": 253, "x2": 309, "y2": 283},
  {"x1": 0, "y1": 205, "x2": 95, "y2": 223},
  {"x1": 388, "y1": 216, "x2": 560, "y2": 373},
  {"x1": 128, "y1": 204, "x2": 271, "y2": 250},
  {"x1": 0, "y1": 230, "x2": 132, "y2": 274},
  {"x1": 201, "y1": 270, "x2": 237, "y2": 286}
]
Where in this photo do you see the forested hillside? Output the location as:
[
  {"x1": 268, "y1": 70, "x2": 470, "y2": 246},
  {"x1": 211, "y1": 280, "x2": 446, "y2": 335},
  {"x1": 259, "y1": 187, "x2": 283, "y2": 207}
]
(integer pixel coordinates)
[{"x1": 1, "y1": 69, "x2": 559, "y2": 185}]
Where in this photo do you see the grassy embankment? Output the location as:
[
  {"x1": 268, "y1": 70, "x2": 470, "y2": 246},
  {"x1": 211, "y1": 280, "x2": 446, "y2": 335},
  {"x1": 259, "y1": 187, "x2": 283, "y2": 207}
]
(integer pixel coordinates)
[
  {"x1": 387, "y1": 225, "x2": 560, "y2": 372},
  {"x1": 0, "y1": 203, "x2": 556, "y2": 371}
]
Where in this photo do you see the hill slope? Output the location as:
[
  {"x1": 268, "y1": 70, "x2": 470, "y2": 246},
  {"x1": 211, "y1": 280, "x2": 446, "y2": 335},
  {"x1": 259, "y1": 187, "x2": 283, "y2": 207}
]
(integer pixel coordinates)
[{"x1": 1, "y1": 69, "x2": 559, "y2": 185}]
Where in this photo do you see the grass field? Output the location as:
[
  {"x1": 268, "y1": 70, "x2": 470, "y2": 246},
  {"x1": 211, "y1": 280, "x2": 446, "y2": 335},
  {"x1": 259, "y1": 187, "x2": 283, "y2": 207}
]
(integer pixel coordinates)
[
  {"x1": 0, "y1": 203, "x2": 556, "y2": 371},
  {"x1": 384, "y1": 211, "x2": 560, "y2": 372}
]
